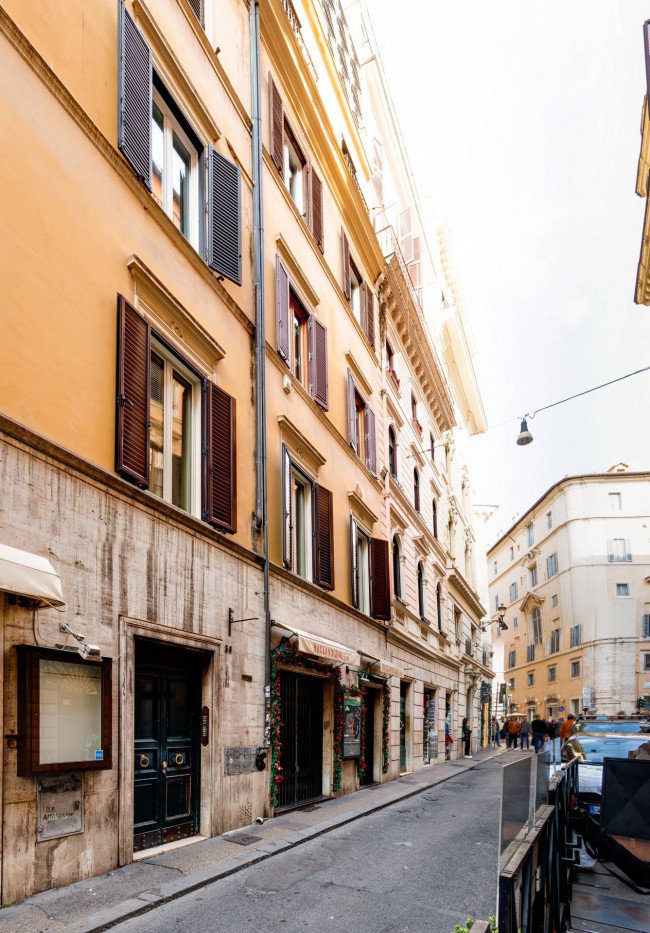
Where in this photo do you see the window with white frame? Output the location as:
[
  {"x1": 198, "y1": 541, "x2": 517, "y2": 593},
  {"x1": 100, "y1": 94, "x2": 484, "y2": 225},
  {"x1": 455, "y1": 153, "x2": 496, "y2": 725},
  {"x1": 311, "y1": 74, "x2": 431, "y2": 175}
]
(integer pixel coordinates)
[
  {"x1": 354, "y1": 523, "x2": 371, "y2": 615},
  {"x1": 616, "y1": 582, "x2": 630, "y2": 597},
  {"x1": 290, "y1": 466, "x2": 313, "y2": 581},
  {"x1": 570, "y1": 624, "x2": 582, "y2": 647},
  {"x1": 527, "y1": 672, "x2": 535, "y2": 686},
  {"x1": 570, "y1": 659, "x2": 581, "y2": 677},
  {"x1": 527, "y1": 523, "x2": 534, "y2": 546},
  {"x1": 546, "y1": 553, "x2": 558, "y2": 578},
  {"x1": 551, "y1": 594, "x2": 558, "y2": 608},
  {"x1": 548, "y1": 666, "x2": 557, "y2": 683},
  {"x1": 608, "y1": 538, "x2": 632, "y2": 562},
  {"x1": 609, "y1": 492, "x2": 622, "y2": 511},
  {"x1": 509, "y1": 581, "x2": 518, "y2": 603},
  {"x1": 152, "y1": 85, "x2": 200, "y2": 249},
  {"x1": 283, "y1": 122, "x2": 305, "y2": 214},
  {"x1": 149, "y1": 341, "x2": 201, "y2": 516},
  {"x1": 546, "y1": 511, "x2": 552, "y2": 530}
]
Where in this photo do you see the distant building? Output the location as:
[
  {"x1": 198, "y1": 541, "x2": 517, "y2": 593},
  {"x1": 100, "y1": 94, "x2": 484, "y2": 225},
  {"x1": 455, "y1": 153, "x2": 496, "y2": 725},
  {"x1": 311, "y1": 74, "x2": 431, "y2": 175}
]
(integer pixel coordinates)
[{"x1": 488, "y1": 468, "x2": 650, "y2": 720}]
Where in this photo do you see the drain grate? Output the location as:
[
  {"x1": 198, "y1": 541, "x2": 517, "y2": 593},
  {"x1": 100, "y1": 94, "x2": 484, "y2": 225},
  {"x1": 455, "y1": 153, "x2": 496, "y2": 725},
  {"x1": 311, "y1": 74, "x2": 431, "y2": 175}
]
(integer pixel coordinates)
[{"x1": 228, "y1": 832, "x2": 263, "y2": 846}]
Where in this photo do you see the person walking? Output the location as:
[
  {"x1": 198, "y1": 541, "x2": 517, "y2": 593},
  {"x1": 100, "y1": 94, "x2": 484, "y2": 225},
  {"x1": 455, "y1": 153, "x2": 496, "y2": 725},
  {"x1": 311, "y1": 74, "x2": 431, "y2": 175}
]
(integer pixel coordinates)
[
  {"x1": 462, "y1": 717, "x2": 472, "y2": 758},
  {"x1": 519, "y1": 716, "x2": 531, "y2": 750},
  {"x1": 559, "y1": 714, "x2": 576, "y2": 744},
  {"x1": 492, "y1": 717, "x2": 501, "y2": 747},
  {"x1": 507, "y1": 717, "x2": 520, "y2": 749},
  {"x1": 531, "y1": 714, "x2": 548, "y2": 754},
  {"x1": 500, "y1": 718, "x2": 508, "y2": 745}
]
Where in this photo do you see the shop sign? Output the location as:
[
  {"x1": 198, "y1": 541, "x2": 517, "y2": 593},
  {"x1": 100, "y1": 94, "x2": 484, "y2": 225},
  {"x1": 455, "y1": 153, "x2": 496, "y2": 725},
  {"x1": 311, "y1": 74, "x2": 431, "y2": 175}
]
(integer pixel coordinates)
[
  {"x1": 371, "y1": 660, "x2": 404, "y2": 679},
  {"x1": 296, "y1": 634, "x2": 358, "y2": 666},
  {"x1": 224, "y1": 746, "x2": 259, "y2": 775},
  {"x1": 36, "y1": 773, "x2": 83, "y2": 841},
  {"x1": 582, "y1": 686, "x2": 595, "y2": 709},
  {"x1": 343, "y1": 696, "x2": 362, "y2": 759}
]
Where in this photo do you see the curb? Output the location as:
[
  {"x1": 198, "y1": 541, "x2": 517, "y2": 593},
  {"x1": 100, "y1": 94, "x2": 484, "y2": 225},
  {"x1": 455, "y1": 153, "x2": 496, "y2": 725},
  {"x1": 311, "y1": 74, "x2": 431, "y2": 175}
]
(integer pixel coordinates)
[{"x1": 52, "y1": 749, "x2": 508, "y2": 933}]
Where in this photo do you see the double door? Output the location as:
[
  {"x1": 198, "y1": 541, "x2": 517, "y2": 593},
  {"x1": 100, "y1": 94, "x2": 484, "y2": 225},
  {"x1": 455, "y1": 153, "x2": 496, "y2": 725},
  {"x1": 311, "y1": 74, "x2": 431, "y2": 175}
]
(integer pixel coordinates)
[
  {"x1": 134, "y1": 642, "x2": 202, "y2": 852},
  {"x1": 277, "y1": 670, "x2": 323, "y2": 808}
]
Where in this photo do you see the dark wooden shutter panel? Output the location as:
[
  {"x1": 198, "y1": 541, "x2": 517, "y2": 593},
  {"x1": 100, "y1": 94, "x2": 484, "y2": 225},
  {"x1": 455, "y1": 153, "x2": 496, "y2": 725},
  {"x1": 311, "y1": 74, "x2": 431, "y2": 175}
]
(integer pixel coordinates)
[
  {"x1": 308, "y1": 316, "x2": 329, "y2": 410},
  {"x1": 347, "y1": 369, "x2": 357, "y2": 449},
  {"x1": 360, "y1": 278, "x2": 368, "y2": 335},
  {"x1": 282, "y1": 444, "x2": 292, "y2": 568},
  {"x1": 207, "y1": 383, "x2": 236, "y2": 533},
  {"x1": 370, "y1": 538, "x2": 391, "y2": 621},
  {"x1": 116, "y1": 295, "x2": 150, "y2": 486},
  {"x1": 365, "y1": 405, "x2": 376, "y2": 476},
  {"x1": 341, "y1": 228, "x2": 351, "y2": 300},
  {"x1": 118, "y1": 4, "x2": 152, "y2": 190},
  {"x1": 269, "y1": 74, "x2": 284, "y2": 178},
  {"x1": 311, "y1": 167, "x2": 324, "y2": 252},
  {"x1": 187, "y1": 0, "x2": 203, "y2": 25},
  {"x1": 276, "y1": 256, "x2": 291, "y2": 364},
  {"x1": 314, "y1": 484, "x2": 334, "y2": 590},
  {"x1": 350, "y1": 517, "x2": 358, "y2": 608},
  {"x1": 366, "y1": 284, "x2": 375, "y2": 349},
  {"x1": 208, "y1": 147, "x2": 242, "y2": 285}
]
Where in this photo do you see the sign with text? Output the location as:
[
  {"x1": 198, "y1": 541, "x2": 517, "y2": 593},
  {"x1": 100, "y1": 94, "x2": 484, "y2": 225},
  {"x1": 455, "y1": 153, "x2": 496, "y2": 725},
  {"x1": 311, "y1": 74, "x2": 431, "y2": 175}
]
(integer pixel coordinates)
[{"x1": 37, "y1": 773, "x2": 84, "y2": 841}]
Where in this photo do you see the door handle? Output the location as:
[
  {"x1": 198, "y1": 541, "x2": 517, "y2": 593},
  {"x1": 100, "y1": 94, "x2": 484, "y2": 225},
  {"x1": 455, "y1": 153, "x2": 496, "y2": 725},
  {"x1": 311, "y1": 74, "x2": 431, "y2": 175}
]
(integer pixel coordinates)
[{"x1": 161, "y1": 760, "x2": 167, "y2": 773}]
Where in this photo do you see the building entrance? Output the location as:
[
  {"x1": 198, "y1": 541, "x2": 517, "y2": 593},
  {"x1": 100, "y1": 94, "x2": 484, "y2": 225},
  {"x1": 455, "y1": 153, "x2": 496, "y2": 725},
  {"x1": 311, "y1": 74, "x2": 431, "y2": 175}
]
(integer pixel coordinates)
[
  {"x1": 133, "y1": 640, "x2": 203, "y2": 852},
  {"x1": 361, "y1": 689, "x2": 377, "y2": 785},
  {"x1": 277, "y1": 670, "x2": 323, "y2": 808},
  {"x1": 423, "y1": 689, "x2": 436, "y2": 763},
  {"x1": 400, "y1": 682, "x2": 408, "y2": 770}
]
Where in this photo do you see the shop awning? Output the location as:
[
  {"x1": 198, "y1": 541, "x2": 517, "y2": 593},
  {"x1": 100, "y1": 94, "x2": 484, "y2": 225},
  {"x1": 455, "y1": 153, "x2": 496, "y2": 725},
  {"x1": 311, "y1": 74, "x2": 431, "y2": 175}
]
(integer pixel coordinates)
[
  {"x1": 0, "y1": 544, "x2": 66, "y2": 609},
  {"x1": 272, "y1": 622, "x2": 359, "y2": 666},
  {"x1": 368, "y1": 658, "x2": 405, "y2": 680}
]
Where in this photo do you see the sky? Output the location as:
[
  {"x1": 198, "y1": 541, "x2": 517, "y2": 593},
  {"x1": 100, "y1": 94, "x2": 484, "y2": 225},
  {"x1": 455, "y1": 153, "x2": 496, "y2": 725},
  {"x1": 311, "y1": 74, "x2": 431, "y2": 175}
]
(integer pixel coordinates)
[{"x1": 366, "y1": 0, "x2": 650, "y2": 542}]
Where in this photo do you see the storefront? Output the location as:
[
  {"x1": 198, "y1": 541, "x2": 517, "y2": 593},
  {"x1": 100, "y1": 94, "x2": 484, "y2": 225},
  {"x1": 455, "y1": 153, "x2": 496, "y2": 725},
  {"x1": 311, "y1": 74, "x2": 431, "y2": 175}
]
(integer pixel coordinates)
[{"x1": 423, "y1": 689, "x2": 437, "y2": 764}]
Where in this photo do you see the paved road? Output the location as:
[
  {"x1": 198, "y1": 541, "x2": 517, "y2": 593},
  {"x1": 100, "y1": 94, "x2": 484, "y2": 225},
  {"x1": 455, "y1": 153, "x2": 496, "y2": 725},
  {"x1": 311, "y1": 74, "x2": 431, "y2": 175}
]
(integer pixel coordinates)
[{"x1": 115, "y1": 759, "x2": 508, "y2": 933}]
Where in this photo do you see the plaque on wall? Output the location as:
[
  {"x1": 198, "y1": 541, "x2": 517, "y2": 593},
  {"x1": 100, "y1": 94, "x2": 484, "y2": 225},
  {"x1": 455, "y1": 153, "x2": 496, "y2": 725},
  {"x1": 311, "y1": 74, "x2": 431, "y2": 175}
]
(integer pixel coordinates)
[
  {"x1": 36, "y1": 773, "x2": 84, "y2": 841},
  {"x1": 224, "y1": 746, "x2": 258, "y2": 775}
]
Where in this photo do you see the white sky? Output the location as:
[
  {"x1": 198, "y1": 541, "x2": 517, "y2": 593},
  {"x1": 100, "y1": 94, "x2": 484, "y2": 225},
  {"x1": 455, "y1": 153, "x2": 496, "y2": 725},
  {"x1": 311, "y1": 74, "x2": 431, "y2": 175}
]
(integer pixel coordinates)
[{"x1": 366, "y1": 0, "x2": 650, "y2": 542}]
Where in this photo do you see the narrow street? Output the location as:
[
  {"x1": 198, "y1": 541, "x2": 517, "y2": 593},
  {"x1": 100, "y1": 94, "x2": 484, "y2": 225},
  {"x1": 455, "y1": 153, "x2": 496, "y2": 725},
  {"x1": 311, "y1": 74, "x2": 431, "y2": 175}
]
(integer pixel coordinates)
[{"x1": 114, "y1": 758, "x2": 507, "y2": 933}]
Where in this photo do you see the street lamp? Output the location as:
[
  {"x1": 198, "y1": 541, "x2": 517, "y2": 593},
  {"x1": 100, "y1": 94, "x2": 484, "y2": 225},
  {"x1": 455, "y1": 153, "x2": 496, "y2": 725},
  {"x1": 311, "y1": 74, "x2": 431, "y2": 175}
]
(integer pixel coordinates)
[
  {"x1": 516, "y1": 418, "x2": 533, "y2": 446},
  {"x1": 481, "y1": 603, "x2": 508, "y2": 632}
]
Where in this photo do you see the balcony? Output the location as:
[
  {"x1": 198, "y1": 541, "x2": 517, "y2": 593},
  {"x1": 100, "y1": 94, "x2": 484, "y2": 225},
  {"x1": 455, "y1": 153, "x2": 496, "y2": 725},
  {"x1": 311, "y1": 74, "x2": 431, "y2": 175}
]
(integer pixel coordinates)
[{"x1": 279, "y1": 0, "x2": 318, "y2": 84}]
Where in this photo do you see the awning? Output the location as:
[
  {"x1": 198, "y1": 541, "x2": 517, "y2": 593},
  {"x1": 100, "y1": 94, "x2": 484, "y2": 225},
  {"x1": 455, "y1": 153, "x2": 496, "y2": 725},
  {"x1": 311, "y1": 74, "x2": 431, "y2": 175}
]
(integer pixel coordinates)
[
  {"x1": 272, "y1": 622, "x2": 359, "y2": 666},
  {"x1": 368, "y1": 658, "x2": 405, "y2": 680},
  {"x1": 0, "y1": 544, "x2": 66, "y2": 609}
]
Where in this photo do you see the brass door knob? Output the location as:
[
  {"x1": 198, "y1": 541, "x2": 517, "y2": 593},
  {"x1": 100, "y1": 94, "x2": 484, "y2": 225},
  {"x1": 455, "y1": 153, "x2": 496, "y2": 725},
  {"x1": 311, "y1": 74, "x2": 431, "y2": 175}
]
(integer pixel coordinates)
[
  {"x1": 161, "y1": 760, "x2": 167, "y2": 773},
  {"x1": 173, "y1": 753, "x2": 184, "y2": 765},
  {"x1": 139, "y1": 755, "x2": 150, "y2": 769}
]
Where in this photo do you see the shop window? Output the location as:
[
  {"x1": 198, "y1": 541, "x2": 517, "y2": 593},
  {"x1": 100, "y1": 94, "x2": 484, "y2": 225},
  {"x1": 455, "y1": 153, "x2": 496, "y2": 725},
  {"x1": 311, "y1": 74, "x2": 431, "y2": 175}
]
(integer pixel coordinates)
[
  {"x1": 17, "y1": 646, "x2": 112, "y2": 777},
  {"x1": 342, "y1": 693, "x2": 362, "y2": 758}
]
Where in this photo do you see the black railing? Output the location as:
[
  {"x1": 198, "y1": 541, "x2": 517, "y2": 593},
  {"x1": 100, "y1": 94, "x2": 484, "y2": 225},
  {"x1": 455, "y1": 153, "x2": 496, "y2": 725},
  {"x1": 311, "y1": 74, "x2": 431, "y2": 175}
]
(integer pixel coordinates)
[{"x1": 498, "y1": 759, "x2": 579, "y2": 933}]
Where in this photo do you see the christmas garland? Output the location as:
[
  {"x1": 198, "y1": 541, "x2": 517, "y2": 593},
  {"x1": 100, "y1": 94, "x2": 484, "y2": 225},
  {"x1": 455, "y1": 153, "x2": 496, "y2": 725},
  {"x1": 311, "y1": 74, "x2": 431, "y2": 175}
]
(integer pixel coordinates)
[
  {"x1": 269, "y1": 642, "x2": 344, "y2": 807},
  {"x1": 355, "y1": 675, "x2": 392, "y2": 777},
  {"x1": 382, "y1": 679, "x2": 391, "y2": 773}
]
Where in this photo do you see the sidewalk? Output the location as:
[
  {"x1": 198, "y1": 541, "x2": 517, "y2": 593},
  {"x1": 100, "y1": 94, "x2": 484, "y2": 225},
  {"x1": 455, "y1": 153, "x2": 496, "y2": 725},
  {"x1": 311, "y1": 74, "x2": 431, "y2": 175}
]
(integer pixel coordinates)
[{"x1": 1, "y1": 747, "x2": 506, "y2": 933}]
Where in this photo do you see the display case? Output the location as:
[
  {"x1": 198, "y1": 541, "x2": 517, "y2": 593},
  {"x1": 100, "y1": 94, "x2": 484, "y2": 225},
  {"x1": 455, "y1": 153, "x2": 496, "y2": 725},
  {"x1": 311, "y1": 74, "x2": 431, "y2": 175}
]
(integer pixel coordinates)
[
  {"x1": 342, "y1": 693, "x2": 362, "y2": 759},
  {"x1": 17, "y1": 646, "x2": 112, "y2": 776}
]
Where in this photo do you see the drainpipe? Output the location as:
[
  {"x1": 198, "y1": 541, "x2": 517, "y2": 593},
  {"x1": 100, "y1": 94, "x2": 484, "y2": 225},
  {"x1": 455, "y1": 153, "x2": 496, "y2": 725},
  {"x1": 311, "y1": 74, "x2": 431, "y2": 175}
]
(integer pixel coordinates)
[{"x1": 250, "y1": 0, "x2": 270, "y2": 748}]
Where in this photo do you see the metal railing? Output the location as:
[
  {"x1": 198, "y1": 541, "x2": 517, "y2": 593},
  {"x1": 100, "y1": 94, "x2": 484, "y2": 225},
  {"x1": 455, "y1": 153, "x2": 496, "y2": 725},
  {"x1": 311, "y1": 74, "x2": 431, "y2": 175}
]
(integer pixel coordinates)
[
  {"x1": 498, "y1": 759, "x2": 579, "y2": 933},
  {"x1": 279, "y1": 0, "x2": 319, "y2": 84},
  {"x1": 342, "y1": 149, "x2": 369, "y2": 214}
]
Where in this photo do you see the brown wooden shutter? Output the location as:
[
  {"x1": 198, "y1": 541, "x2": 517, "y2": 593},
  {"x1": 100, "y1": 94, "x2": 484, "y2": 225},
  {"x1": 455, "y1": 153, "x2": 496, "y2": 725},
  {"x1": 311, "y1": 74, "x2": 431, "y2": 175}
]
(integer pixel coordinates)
[
  {"x1": 366, "y1": 283, "x2": 375, "y2": 349},
  {"x1": 341, "y1": 228, "x2": 351, "y2": 300},
  {"x1": 310, "y1": 167, "x2": 324, "y2": 252},
  {"x1": 365, "y1": 405, "x2": 376, "y2": 476},
  {"x1": 314, "y1": 484, "x2": 334, "y2": 589},
  {"x1": 370, "y1": 538, "x2": 391, "y2": 621},
  {"x1": 208, "y1": 147, "x2": 242, "y2": 285},
  {"x1": 282, "y1": 444, "x2": 292, "y2": 568},
  {"x1": 347, "y1": 369, "x2": 357, "y2": 450},
  {"x1": 116, "y1": 295, "x2": 150, "y2": 487},
  {"x1": 269, "y1": 74, "x2": 284, "y2": 179},
  {"x1": 206, "y1": 383, "x2": 236, "y2": 533},
  {"x1": 117, "y1": 4, "x2": 152, "y2": 190},
  {"x1": 350, "y1": 517, "x2": 358, "y2": 608},
  {"x1": 308, "y1": 316, "x2": 329, "y2": 410},
  {"x1": 276, "y1": 255, "x2": 290, "y2": 365},
  {"x1": 360, "y1": 278, "x2": 368, "y2": 335}
]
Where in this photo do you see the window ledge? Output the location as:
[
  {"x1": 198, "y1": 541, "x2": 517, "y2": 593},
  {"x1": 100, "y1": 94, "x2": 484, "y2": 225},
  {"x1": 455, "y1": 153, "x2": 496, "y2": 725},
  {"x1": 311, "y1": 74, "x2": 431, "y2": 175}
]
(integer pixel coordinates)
[
  {"x1": 275, "y1": 234, "x2": 320, "y2": 307},
  {"x1": 278, "y1": 415, "x2": 326, "y2": 472},
  {"x1": 345, "y1": 351, "x2": 373, "y2": 399},
  {"x1": 348, "y1": 490, "x2": 378, "y2": 531}
]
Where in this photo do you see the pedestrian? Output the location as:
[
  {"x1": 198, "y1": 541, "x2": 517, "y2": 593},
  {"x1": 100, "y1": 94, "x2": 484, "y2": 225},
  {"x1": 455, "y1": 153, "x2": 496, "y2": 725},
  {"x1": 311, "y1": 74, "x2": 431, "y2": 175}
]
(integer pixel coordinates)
[
  {"x1": 531, "y1": 713, "x2": 548, "y2": 754},
  {"x1": 507, "y1": 717, "x2": 520, "y2": 749},
  {"x1": 559, "y1": 714, "x2": 576, "y2": 744},
  {"x1": 462, "y1": 717, "x2": 472, "y2": 758},
  {"x1": 499, "y1": 718, "x2": 508, "y2": 744},
  {"x1": 519, "y1": 716, "x2": 531, "y2": 750},
  {"x1": 492, "y1": 716, "x2": 501, "y2": 747}
]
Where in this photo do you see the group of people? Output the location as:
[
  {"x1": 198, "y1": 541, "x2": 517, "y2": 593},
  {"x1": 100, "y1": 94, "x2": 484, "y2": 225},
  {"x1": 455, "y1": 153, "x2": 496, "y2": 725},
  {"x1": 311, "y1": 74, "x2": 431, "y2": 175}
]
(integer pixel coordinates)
[{"x1": 491, "y1": 714, "x2": 576, "y2": 754}]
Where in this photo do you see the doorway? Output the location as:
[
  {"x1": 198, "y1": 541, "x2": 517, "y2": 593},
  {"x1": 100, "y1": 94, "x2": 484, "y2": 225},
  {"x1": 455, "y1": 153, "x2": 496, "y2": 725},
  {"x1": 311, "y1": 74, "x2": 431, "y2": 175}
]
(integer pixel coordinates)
[
  {"x1": 423, "y1": 689, "x2": 436, "y2": 764},
  {"x1": 361, "y1": 689, "x2": 377, "y2": 785},
  {"x1": 133, "y1": 640, "x2": 204, "y2": 852},
  {"x1": 277, "y1": 670, "x2": 323, "y2": 808},
  {"x1": 400, "y1": 682, "x2": 408, "y2": 771}
]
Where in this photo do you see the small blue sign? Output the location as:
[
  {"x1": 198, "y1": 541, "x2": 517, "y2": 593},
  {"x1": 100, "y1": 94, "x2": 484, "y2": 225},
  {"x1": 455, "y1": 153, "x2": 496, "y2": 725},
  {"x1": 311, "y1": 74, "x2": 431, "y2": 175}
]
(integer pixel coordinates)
[
  {"x1": 95, "y1": 749, "x2": 104, "y2": 761},
  {"x1": 557, "y1": 706, "x2": 565, "y2": 712}
]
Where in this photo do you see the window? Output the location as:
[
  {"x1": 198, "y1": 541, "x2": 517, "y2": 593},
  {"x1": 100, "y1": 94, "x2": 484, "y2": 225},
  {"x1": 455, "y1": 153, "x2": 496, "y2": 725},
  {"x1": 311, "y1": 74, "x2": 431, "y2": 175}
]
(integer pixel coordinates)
[
  {"x1": 546, "y1": 511, "x2": 552, "y2": 530},
  {"x1": 341, "y1": 232, "x2": 374, "y2": 345},
  {"x1": 413, "y1": 468, "x2": 420, "y2": 512},
  {"x1": 643, "y1": 614, "x2": 650, "y2": 638},
  {"x1": 509, "y1": 677, "x2": 515, "y2": 691},
  {"x1": 355, "y1": 524, "x2": 370, "y2": 615},
  {"x1": 509, "y1": 546, "x2": 514, "y2": 562},
  {"x1": 349, "y1": 259, "x2": 362, "y2": 323},
  {"x1": 608, "y1": 538, "x2": 632, "y2": 562},
  {"x1": 616, "y1": 583, "x2": 630, "y2": 597},
  {"x1": 493, "y1": 560, "x2": 498, "y2": 576},
  {"x1": 546, "y1": 553, "x2": 558, "y2": 579},
  {"x1": 527, "y1": 672, "x2": 535, "y2": 686},
  {"x1": 551, "y1": 594, "x2": 558, "y2": 608},
  {"x1": 411, "y1": 393, "x2": 418, "y2": 421},
  {"x1": 570, "y1": 625, "x2": 582, "y2": 648},
  {"x1": 283, "y1": 122, "x2": 305, "y2": 214},
  {"x1": 570, "y1": 660, "x2": 581, "y2": 678},
  {"x1": 570, "y1": 698, "x2": 580, "y2": 716},
  {"x1": 276, "y1": 258, "x2": 329, "y2": 409},
  {"x1": 436, "y1": 583, "x2": 443, "y2": 632},
  {"x1": 282, "y1": 446, "x2": 333, "y2": 589},
  {"x1": 529, "y1": 564, "x2": 538, "y2": 587},
  {"x1": 392, "y1": 536, "x2": 402, "y2": 599},
  {"x1": 527, "y1": 645, "x2": 535, "y2": 662},
  {"x1": 549, "y1": 629, "x2": 560, "y2": 654},
  {"x1": 347, "y1": 370, "x2": 376, "y2": 475},
  {"x1": 429, "y1": 432, "x2": 435, "y2": 463},
  {"x1": 17, "y1": 646, "x2": 113, "y2": 777},
  {"x1": 643, "y1": 652, "x2": 650, "y2": 672},
  {"x1": 509, "y1": 582, "x2": 518, "y2": 603},
  {"x1": 290, "y1": 293, "x2": 309, "y2": 384},
  {"x1": 548, "y1": 666, "x2": 557, "y2": 683},
  {"x1": 508, "y1": 649, "x2": 516, "y2": 668},
  {"x1": 527, "y1": 523, "x2": 535, "y2": 547},
  {"x1": 454, "y1": 607, "x2": 461, "y2": 642},
  {"x1": 513, "y1": 616, "x2": 519, "y2": 628},
  {"x1": 116, "y1": 296, "x2": 237, "y2": 532},
  {"x1": 417, "y1": 562, "x2": 426, "y2": 619},
  {"x1": 152, "y1": 85, "x2": 200, "y2": 248},
  {"x1": 350, "y1": 521, "x2": 390, "y2": 620},
  {"x1": 386, "y1": 340, "x2": 394, "y2": 370},
  {"x1": 432, "y1": 499, "x2": 438, "y2": 539},
  {"x1": 388, "y1": 426, "x2": 397, "y2": 477},
  {"x1": 531, "y1": 607, "x2": 542, "y2": 644},
  {"x1": 495, "y1": 594, "x2": 500, "y2": 613},
  {"x1": 609, "y1": 492, "x2": 622, "y2": 510}
]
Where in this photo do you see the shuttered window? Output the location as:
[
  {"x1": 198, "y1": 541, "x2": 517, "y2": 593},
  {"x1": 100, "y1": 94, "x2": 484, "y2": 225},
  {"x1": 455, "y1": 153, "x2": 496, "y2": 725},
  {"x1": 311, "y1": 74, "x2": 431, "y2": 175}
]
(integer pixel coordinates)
[
  {"x1": 208, "y1": 147, "x2": 242, "y2": 285},
  {"x1": 276, "y1": 256, "x2": 291, "y2": 364},
  {"x1": 341, "y1": 229, "x2": 375, "y2": 347},
  {"x1": 118, "y1": 4, "x2": 152, "y2": 190},
  {"x1": 370, "y1": 538, "x2": 391, "y2": 621},
  {"x1": 347, "y1": 370, "x2": 376, "y2": 472},
  {"x1": 269, "y1": 74, "x2": 284, "y2": 178},
  {"x1": 205, "y1": 382, "x2": 237, "y2": 533},
  {"x1": 308, "y1": 316, "x2": 329, "y2": 410},
  {"x1": 309, "y1": 168, "x2": 324, "y2": 251},
  {"x1": 116, "y1": 296, "x2": 151, "y2": 486},
  {"x1": 341, "y1": 228, "x2": 351, "y2": 301},
  {"x1": 282, "y1": 446, "x2": 333, "y2": 588},
  {"x1": 276, "y1": 257, "x2": 328, "y2": 408},
  {"x1": 314, "y1": 484, "x2": 334, "y2": 590}
]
